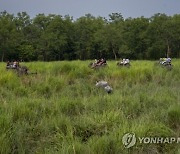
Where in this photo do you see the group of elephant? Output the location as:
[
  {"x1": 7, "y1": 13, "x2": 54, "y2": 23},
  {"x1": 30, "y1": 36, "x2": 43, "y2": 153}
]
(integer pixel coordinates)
[
  {"x1": 6, "y1": 58, "x2": 173, "y2": 77},
  {"x1": 89, "y1": 58, "x2": 173, "y2": 70},
  {"x1": 89, "y1": 59, "x2": 131, "y2": 69}
]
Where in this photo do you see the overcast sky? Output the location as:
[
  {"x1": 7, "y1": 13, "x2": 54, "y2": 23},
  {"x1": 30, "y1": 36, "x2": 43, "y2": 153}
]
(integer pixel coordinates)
[{"x1": 0, "y1": 0, "x2": 180, "y2": 19}]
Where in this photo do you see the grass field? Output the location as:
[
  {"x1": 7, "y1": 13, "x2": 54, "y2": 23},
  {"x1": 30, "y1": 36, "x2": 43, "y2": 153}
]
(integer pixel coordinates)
[{"x1": 0, "y1": 60, "x2": 180, "y2": 154}]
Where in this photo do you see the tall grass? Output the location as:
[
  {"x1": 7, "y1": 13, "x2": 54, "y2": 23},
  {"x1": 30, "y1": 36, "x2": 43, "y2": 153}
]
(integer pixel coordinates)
[{"x1": 0, "y1": 60, "x2": 179, "y2": 153}]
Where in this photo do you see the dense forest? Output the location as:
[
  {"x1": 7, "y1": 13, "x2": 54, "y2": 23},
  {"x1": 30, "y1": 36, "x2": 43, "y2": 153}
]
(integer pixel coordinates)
[{"x1": 0, "y1": 11, "x2": 180, "y2": 61}]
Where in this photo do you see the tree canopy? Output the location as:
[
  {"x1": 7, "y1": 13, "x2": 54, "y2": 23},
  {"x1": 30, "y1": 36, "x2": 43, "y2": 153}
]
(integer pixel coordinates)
[{"x1": 0, "y1": 11, "x2": 180, "y2": 61}]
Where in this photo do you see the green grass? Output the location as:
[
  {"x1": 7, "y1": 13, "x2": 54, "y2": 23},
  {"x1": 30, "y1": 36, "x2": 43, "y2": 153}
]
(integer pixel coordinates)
[{"x1": 0, "y1": 60, "x2": 180, "y2": 154}]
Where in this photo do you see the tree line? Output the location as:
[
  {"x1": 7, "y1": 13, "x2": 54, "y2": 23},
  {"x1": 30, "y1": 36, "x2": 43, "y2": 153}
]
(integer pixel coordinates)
[{"x1": 0, "y1": 11, "x2": 180, "y2": 61}]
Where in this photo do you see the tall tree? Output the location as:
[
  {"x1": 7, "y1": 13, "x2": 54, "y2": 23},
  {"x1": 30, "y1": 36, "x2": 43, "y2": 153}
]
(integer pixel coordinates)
[
  {"x1": 147, "y1": 13, "x2": 176, "y2": 58},
  {"x1": 123, "y1": 17, "x2": 149, "y2": 59},
  {"x1": 74, "y1": 14, "x2": 98, "y2": 60},
  {"x1": 33, "y1": 14, "x2": 51, "y2": 61},
  {"x1": 0, "y1": 11, "x2": 18, "y2": 61}
]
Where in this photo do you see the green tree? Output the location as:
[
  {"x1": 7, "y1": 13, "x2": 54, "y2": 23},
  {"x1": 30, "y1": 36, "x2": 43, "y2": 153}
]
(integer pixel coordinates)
[
  {"x1": 123, "y1": 17, "x2": 149, "y2": 59},
  {"x1": 44, "y1": 15, "x2": 68, "y2": 60},
  {"x1": 147, "y1": 13, "x2": 179, "y2": 58},
  {"x1": 33, "y1": 14, "x2": 51, "y2": 61},
  {"x1": 0, "y1": 11, "x2": 180, "y2": 61},
  {"x1": 0, "y1": 11, "x2": 18, "y2": 61},
  {"x1": 109, "y1": 13, "x2": 123, "y2": 23},
  {"x1": 14, "y1": 12, "x2": 38, "y2": 61},
  {"x1": 74, "y1": 14, "x2": 100, "y2": 60}
]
